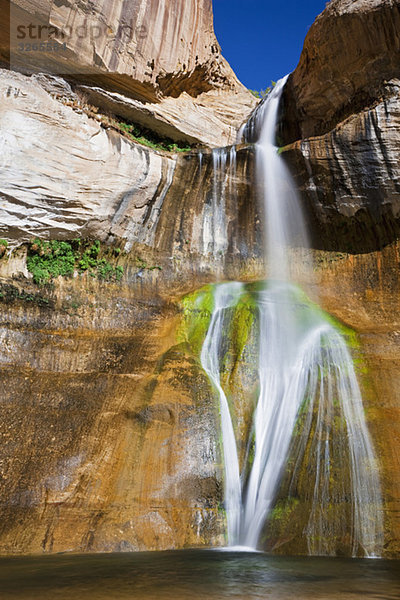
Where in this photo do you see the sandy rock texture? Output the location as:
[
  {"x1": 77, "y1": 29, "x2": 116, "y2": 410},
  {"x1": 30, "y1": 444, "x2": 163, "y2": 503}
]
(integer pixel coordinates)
[
  {"x1": 0, "y1": 0, "x2": 400, "y2": 558},
  {"x1": 2, "y1": 0, "x2": 256, "y2": 146},
  {"x1": 0, "y1": 68, "x2": 262, "y2": 282},
  {"x1": 0, "y1": 264, "x2": 225, "y2": 552},
  {"x1": 282, "y1": 79, "x2": 400, "y2": 253},
  {"x1": 282, "y1": 0, "x2": 400, "y2": 143}
]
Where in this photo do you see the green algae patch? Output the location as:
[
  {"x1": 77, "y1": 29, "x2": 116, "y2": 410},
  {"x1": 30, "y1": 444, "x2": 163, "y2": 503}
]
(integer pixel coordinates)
[
  {"x1": 269, "y1": 497, "x2": 300, "y2": 526},
  {"x1": 230, "y1": 293, "x2": 257, "y2": 361},
  {"x1": 178, "y1": 280, "x2": 364, "y2": 386},
  {"x1": 177, "y1": 285, "x2": 215, "y2": 356},
  {"x1": 178, "y1": 284, "x2": 258, "y2": 362}
]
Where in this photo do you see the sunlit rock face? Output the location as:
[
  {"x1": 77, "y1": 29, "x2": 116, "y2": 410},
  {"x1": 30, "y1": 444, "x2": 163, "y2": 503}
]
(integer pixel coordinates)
[
  {"x1": 312, "y1": 245, "x2": 400, "y2": 560},
  {"x1": 0, "y1": 68, "x2": 262, "y2": 278},
  {"x1": 270, "y1": 1, "x2": 400, "y2": 555},
  {"x1": 0, "y1": 266, "x2": 226, "y2": 552},
  {"x1": 0, "y1": 0, "x2": 400, "y2": 559},
  {"x1": 1, "y1": 247, "x2": 400, "y2": 556},
  {"x1": 0, "y1": 60, "x2": 261, "y2": 555},
  {"x1": 282, "y1": 0, "x2": 400, "y2": 143},
  {"x1": 2, "y1": 0, "x2": 256, "y2": 146},
  {"x1": 0, "y1": 0, "x2": 260, "y2": 551}
]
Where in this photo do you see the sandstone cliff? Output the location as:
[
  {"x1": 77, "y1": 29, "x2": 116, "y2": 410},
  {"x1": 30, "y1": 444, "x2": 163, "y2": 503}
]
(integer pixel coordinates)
[
  {"x1": 2, "y1": 0, "x2": 256, "y2": 146},
  {"x1": 0, "y1": 69, "x2": 261, "y2": 278},
  {"x1": 282, "y1": 0, "x2": 400, "y2": 142},
  {"x1": 268, "y1": 0, "x2": 400, "y2": 555},
  {"x1": 273, "y1": 0, "x2": 400, "y2": 251},
  {"x1": 0, "y1": 0, "x2": 261, "y2": 554},
  {"x1": 283, "y1": 80, "x2": 400, "y2": 253},
  {"x1": 0, "y1": 0, "x2": 400, "y2": 558}
]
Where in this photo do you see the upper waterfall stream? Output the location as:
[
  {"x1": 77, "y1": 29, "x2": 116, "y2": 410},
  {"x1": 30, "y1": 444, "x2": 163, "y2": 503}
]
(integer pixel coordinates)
[{"x1": 200, "y1": 78, "x2": 383, "y2": 556}]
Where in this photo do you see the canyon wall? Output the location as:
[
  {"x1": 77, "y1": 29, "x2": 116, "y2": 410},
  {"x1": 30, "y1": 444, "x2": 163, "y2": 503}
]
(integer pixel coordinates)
[
  {"x1": 280, "y1": 0, "x2": 400, "y2": 252},
  {"x1": 2, "y1": 0, "x2": 256, "y2": 146},
  {"x1": 268, "y1": 0, "x2": 400, "y2": 555},
  {"x1": 0, "y1": 12, "x2": 261, "y2": 553},
  {"x1": 0, "y1": 0, "x2": 400, "y2": 556},
  {"x1": 282, "y1": 0, "x2": 400, "y2": 142}
]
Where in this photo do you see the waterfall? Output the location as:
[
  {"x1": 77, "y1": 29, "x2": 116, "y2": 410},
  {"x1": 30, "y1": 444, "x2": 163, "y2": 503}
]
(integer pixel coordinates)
[
  {"x1": 200, "y1": 78, "x2": 383, "y2": 556},
  {"x1": 201, "y1": 148, "x2": 229, "y2": 257},
  {"x1": 200, "y1": 282, "x2": 244, "y2": 545}
]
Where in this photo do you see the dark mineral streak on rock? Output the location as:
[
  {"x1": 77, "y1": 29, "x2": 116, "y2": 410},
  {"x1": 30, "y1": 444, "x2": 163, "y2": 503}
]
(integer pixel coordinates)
[
  {"x1": 1, "y1": 0, "x2": 400, "y2": 558},
  {"x1": 282, "y1": 82, "x2": 400, "y2": 252}
]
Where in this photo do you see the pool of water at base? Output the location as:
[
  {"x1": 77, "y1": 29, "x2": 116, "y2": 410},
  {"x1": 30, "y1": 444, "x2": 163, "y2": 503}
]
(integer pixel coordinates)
[{"x1": 0, "y1": 549, "x2": 399, "y2": 600}]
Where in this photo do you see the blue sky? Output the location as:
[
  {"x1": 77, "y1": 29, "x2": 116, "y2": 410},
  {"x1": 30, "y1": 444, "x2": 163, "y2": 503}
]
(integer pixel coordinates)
[{"x1": 213, "y1": 0, "x2": 327, "y2": 91}]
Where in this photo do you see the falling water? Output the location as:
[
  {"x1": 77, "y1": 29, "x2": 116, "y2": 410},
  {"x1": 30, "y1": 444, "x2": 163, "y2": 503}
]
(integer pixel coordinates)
[
  {"x1": 200, "y1": 282, "x2": 244, "y2": 544},
  {"x1": 201, "y1": 148, "x2": 229, "y2": 256},
  {"x1": 200, "y1": 78, "x2": 383, "y2": 556}
]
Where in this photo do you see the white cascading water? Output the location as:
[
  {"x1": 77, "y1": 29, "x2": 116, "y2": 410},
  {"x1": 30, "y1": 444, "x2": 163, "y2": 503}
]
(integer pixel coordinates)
[
  {"x1": 201, "y1": 148, "x2": 229, "y2": 256},
  {"x1": 200, "y1": 78, "x2": 383, "y2": 556},
  {"x1": 200, "y1": 282, "x2": 244, "y2": 545}
]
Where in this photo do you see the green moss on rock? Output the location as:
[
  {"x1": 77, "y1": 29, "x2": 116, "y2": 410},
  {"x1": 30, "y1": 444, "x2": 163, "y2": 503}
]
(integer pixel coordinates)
[{"x1": 177, "y1": 285, "x2": 214, "y2": 356}]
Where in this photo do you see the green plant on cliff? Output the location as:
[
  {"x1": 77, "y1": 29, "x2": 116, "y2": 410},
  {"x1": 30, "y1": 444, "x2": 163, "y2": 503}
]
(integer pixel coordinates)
[
  {"x1": 77, "y1": 239, "x2": 100, "y2": 271},
  {"x1": 250, "y1": 88, "x2": 270, "y2": 99},
  {"x1": 0, "y1": 239, "x2": 8, "y2": 259},
  {"x1": 27, "y1": 240, "x2": 76, "y2": 284},
  {"x1": 135, "y1": 256, "x2": 163, "y2": 273},
  {"x1": 249, "y1": 81, "x2": 276, "y2": 99},
  {"x1": 99, "y1": 115, "x2": 192, "y2": 153},
  {"x1": 27, "y1": 239, "x2": 124, "y2": 285},
  {"x1": 61, "y1": 94, "x2": 193, "y2": 153}
]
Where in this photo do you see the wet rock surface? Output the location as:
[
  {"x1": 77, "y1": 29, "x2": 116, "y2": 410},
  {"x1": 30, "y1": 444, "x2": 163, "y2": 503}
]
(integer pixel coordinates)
[
  {"x1": 0, "y1": 0, "x2": 400, "y2": 558},
  {"x1": 282, "y1": 80, "x2": 400, "y2": 252},
  {"x1": 0, "y1": 270, "x2": 225, "y2": 553}
]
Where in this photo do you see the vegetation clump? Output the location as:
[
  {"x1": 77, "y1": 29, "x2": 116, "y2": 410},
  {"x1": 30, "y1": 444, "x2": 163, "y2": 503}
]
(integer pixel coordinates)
[
  {"x1": 0, "y1": 239, "x2": 8, "y2": 258},
  {"x1": 59, "y1": 96, "x2": 193, "y2": 153},
  {"x1": 249, "y1": 81, "x2": 276, "y2": 99},
  {"x1": 0, "y1": 282, "x2": 52, "y2": 307},
  {"x1": 27, "y1": 239, "x2": 76, "y2": 284},
  {"x1": 26, "y1": 238, "x2": 124, "y2": 285},
  {"x1": 116, "y1": 121, "x2": 192, "y2": 153},
  {"x1": 135, "y1": 256, "x2": 163, "y2": 272}
]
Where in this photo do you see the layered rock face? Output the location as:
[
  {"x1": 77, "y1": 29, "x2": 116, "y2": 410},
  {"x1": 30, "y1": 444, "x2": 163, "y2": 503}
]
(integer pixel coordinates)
[
  {"x1": 0, "y1": 263, "x2": 226, "y2": 552},
  {"x1": 1, "y1": 0, "x2": 400, "y2": 558},
  {"x1": 264, "y1": 0, "x2": 400, "y2": 556},
  {"x1": 274, "y1": 0, "x2": 400, "y2": 251},
  {"x1": 282, "y1": 0, "x2": 400, "y2": 142},
  {"x1": 283, "y1": 80, "x2": 400, "y2": 252},
  {"x1": 3, "y1": 0, "x2": 256, "y2": 146},
  {"x1": 0, "y1": 0, "x2": 258, "y2": 554},
  {"x1": 0, "y1": 68, "x2": 261, "y2": 279},
  {"x1": 1, "y1": 246, "x2": 400, "y2": 555},
  {"x1": 0, "y1": 63, "x2": 261, "y2": 553}
]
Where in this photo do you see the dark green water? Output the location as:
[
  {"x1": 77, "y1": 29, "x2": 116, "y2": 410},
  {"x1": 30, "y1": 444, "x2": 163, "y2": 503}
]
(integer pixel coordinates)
[{"x1": 0, "y1": 550, "x2": 399, "y2": 599}]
